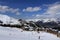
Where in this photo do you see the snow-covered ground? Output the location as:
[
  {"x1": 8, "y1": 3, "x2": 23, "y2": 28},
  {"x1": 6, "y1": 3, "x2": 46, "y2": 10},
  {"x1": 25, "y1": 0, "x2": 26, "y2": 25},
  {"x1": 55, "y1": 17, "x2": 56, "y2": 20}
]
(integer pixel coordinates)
[{"x1": 0, "y1": 26, "x2": 60, "y2": 40}]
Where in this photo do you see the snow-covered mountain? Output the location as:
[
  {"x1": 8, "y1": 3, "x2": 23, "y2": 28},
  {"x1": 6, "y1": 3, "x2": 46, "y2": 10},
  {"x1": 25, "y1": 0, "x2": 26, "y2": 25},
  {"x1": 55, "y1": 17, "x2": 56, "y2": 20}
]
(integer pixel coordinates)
[
  {"x1": 26, "y1": 18, "x2": 57, "y2": 23},
  {"x1": 42, "y1": 18, "x2": 57, "y2": 23},
  {"x1": 0, "y1": 14, "x2": 20, "y2": 25},
  {"x1": 0, "y1": 14, "x2": 59, "y2": 26}
]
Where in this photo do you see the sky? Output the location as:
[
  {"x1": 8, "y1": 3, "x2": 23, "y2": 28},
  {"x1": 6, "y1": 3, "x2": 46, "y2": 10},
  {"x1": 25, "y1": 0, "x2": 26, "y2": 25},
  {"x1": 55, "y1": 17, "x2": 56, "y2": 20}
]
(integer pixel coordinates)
[{"x1": 0, "y1": 0, "x2": 60, "y2": 19}]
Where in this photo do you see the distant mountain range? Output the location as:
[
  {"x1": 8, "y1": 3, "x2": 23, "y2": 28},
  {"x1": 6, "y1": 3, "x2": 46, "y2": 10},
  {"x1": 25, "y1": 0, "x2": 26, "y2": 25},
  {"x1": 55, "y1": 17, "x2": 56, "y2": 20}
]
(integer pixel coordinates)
[
  {"x1": 0, "y1": 14, "x2": 60, "y2": 31},
  {"x1": 26, "y1": 18, "x2": 57, "y2": 23},
  {"x1": 0, "y1": 14, "x2": 59, "y2": 24}
]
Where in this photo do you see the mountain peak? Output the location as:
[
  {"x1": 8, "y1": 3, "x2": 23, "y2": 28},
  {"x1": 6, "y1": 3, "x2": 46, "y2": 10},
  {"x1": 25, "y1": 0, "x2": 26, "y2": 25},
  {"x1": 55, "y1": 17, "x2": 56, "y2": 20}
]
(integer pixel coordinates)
[{"x1": 0, "y1": 14, "x2": 20, "y2": 25}]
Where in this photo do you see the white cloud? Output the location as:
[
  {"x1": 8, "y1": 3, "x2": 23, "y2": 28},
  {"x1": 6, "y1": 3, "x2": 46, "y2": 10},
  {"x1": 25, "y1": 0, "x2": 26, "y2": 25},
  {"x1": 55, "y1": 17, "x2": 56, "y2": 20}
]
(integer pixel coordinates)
[
  {"x1": 36, "y1": 14, "x2": 40, "y2": 17},
  {"x1": 35, "y1": 2, "x2": 60, "y2": 19},
  {"x1": 45, "y1": 4, "x2": 60, "y2": 15},
  {"x1": 0, "y1": 5, "x2": 20, "y2": 15},
  {"x1": 23, "y1": 7, "x2": 41, "y2": 12},
  {"x1": 35, "y1": 14, "x2": 53, "y2": 19}
]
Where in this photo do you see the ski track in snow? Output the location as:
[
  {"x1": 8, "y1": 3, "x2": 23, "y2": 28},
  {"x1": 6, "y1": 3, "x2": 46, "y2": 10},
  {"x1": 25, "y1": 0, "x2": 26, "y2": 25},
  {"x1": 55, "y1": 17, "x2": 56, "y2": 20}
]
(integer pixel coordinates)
[{"x1": 0, "y1": 26, "x2": 60, "y2": 40}]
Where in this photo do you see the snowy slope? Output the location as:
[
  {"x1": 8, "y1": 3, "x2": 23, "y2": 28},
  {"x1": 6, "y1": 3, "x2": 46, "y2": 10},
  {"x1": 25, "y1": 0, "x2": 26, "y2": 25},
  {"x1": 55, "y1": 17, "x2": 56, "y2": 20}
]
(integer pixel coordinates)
[
  {"x1": 0, "y1": 26, "x2": 60, "y2": 40},
  {"x1": 0, "y1": 14, "x2": 20, "y2": 25}
]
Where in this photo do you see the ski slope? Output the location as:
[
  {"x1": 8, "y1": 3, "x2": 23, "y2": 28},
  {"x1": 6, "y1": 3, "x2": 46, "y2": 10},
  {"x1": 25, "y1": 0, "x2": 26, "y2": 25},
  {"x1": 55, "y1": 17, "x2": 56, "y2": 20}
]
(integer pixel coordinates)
[{"x1": 0, "y1": 26, "x2": 60, "y2": 40}]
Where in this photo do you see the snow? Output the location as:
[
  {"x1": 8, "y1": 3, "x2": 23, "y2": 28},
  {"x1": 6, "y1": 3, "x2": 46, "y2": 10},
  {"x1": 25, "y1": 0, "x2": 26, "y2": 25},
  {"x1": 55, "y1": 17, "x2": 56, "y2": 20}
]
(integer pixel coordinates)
[
  {"x1": 26, "y1": 19, "x2": 41, "y2": 22},
  {"x1": 0, "y1": 26, "x2": 60, "y2": 40},
  {"x1": 0, "y1": 14, "x2": 58, "y2": 25},
  {"x1": 26, "y1": 18, "x2": 57, "y2": 23},
  {"x1": 43, "y1": 18, "x2": 57, "y2": 23},
  {"x1": 0, "y1": 14, "x2": 20, "y2": 25}
]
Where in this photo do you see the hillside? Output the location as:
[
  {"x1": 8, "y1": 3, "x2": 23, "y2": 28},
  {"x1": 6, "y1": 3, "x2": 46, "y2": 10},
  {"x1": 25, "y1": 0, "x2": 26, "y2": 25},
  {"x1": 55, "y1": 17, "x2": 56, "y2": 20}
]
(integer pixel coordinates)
[{"x1": 0, "y1": 14, "x2": 20, "y2": 25}]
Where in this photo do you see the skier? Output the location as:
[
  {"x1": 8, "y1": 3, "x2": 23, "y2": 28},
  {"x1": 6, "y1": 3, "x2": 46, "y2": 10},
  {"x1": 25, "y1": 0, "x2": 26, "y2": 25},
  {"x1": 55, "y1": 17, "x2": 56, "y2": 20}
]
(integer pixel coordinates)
[
  {"x1": 37, "y1": 28, "x2": 40, "y2": 39},
  {"x1": 38, "y1": 36, "x2": 40, "y2": 39}
]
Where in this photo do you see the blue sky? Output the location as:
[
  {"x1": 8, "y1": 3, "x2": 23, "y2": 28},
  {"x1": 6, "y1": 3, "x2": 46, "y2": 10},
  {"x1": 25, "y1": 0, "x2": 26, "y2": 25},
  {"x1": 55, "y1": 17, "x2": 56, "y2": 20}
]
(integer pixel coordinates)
[{"x1": 0, "y1": 0, "x2": 60, "y2": 19}]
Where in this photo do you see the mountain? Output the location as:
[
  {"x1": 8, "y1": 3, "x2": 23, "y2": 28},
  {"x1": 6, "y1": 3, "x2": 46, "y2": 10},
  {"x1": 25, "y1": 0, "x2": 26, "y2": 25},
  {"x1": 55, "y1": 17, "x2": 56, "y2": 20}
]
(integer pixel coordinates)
[
  {"x1": 0, "y1": 14, "x2": 20, "y2": 25},
  {"x1": 26, "y1": 18, "x2": 57, "y2": 23}
]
